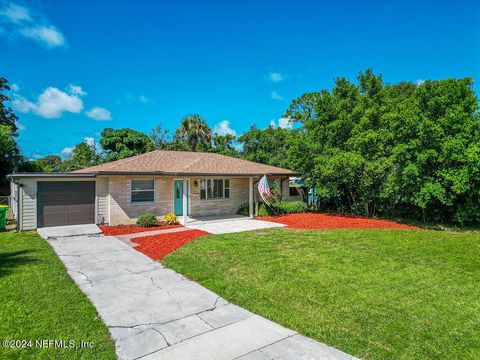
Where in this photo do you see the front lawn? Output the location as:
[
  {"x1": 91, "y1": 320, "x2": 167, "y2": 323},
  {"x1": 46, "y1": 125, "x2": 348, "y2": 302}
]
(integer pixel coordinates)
[
  {"x1": 164, "y1": 228, "x2": 480, "y2": 359},
  {"x1": 0, "y1": 231, "x2": 116, "y2": 359}
]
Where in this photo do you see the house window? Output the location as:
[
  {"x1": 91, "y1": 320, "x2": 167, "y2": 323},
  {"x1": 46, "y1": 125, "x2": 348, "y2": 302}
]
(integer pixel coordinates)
[
  {"x1": 289, "y1": 186, "x2": 299, "y2": 197},
  {"x1": 200, "y1": 179, "x2": 230, "y2": 199},
  {"x1": 224, "y1": 179, "x2": 230, "y2": 198},
  {"x1": 131, "y1": 180, "x2": 155, "y2": 202}
]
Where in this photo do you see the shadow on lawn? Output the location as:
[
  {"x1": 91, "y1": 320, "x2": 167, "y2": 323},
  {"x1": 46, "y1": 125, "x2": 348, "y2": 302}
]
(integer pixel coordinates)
[{"x1": 0, "y1": 250, "x2": 37, "y2": 277}]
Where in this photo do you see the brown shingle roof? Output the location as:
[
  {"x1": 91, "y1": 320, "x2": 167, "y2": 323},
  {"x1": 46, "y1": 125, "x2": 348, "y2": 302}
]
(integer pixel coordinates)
[{"x1": 74, "y1": 150, "x2": 296, "y2": 176}]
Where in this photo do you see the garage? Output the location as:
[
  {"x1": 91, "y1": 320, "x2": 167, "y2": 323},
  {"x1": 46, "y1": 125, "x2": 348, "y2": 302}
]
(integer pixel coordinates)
[{"x1": 37, "y1": 181, "x2": 95, "y2": 228}]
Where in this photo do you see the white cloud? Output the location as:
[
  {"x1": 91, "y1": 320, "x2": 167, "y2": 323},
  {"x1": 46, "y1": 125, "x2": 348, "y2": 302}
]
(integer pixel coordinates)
[
  {"x1": 270, "y1": 117, "x2": 293, "y2": 130},
  {"x1": 17, "y1": 122, "x2": 26, "y2": 130},
  {"x1": 84, "y1": 137, "x2": 95, "y2": 146},
  {"x1": 416, "y1": 79, "x2": 426, "y2": 86},
  {"x1": 12, "y1": 96, "x2": 35, "y2": 112},
  {"x1": 0, "y1": 2, "x2": 66, "y2": 48},
  {"x1": 68, "y1": 84, "x2": 87, "y2": 96},
  {"x1": 278, "y1": 117, "x2": 293, "y2": 129},
  {"x1": 121, "y1": 93, "x2": 150, "y2": 104},
  {"x1": 13, "y1": 85, "x2": 84, "y2": 118},
  {"x1": 10, "y1": 83, "x2": 19, "y2": 91},
  {"x1": 271, "y1": 91, "x2": 284, "y2": 101},
  {"x1": 268, "y1": 72, "x2": 284, "y2": 82},
  {"x1": 213, "y1": 120, "x2": 237, "y2": 137},
  {"x1": 20, "y1": 25, "x2": 64, "y2": 47},
  {"x1": 0, "y1": 3, "x2": 31, "y2": 23},
  {"x1": 61, "y1": 146, "x2": 73, "y2": 156},
  {"x1": 35, "y1": 87, "x2": 83, "y2": 118},
  {"x1": 86, "y1": 106, "x2": 112, "y2": 121}
]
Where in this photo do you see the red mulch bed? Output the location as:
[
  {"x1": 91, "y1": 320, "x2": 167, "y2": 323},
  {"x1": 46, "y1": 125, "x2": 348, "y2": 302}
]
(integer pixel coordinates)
[
  {"x1": 133, "y1": 230, "x2": 210, "y2": 260},
  {"x1": 260, "y1": 213, "x2": 421, "y2": 230},
  {"x1": 99, "y1": 224, "x2": 182, "y2": 236}
]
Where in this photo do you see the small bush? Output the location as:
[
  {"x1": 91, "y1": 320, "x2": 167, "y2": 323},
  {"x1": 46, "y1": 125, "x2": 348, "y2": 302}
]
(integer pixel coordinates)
[
  {"x1": 237, "y1": 201, "x2": 308, "y2": 217},
  {"x1": 278, "y1": 201, "x2": 308, "y2": 214},
  {"x1": 164, "y1": 212, "x2": 179, "y2": 225},
  {"x1": 236, "y1": 202, "x2": 249, "y2": 216},
  {"x1": 257, "y1": 203, "x2": 270, "y2": 217},
  {"x1": 136, "y1": 213, "x2": 158, "y2": 227}
]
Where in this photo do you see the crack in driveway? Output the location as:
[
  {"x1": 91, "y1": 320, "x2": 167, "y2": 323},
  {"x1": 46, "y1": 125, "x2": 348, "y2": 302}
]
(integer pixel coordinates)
[{"x1": 46, "y1": 230, "x2": 357, "y2": 360}]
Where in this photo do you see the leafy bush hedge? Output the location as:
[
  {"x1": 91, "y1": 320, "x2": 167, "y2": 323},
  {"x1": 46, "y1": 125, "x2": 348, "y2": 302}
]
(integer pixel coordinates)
[
  {"x1": 285, "y1": 72, "x2": 480, "y2": 225},
  {"x1": 237, "y1": 202, "x2": 250, "y2": 216},
  {"x1": 136, "y1": 213, "x2": 158, "y2": 227},
  {"x1": 278, "y1": 201, "x2": 308, "y2": 214},
  {"x1": 237, "y1": 201, "x2": 308, "y2": 217}
]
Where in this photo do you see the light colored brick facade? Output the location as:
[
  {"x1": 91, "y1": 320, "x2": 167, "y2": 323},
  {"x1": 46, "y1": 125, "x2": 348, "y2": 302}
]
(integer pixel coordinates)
[
  {"x1": 107, "y1": 176, "x2": 256, "y2": 225},
  {"x1": 106, "y1": 175, "x2": 302, "y2": 225},
  {"x1": 10, "y1": 151, "x2": 299, "y2": 229},
  {"x1": 10, "y1": 174, "x2": 302, "y2": 229},
  {"x1": 108, "y1": 176, "x2": 174, "y2": 225},
  {"x1": 189, "y1": 177, "x2": 250, "y2": 217}
]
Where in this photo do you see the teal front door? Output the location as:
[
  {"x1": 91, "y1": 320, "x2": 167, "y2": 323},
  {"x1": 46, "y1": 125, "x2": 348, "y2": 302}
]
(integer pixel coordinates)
[{"x1": 173, "y1": 180, "x2": 189, "y2": 216}]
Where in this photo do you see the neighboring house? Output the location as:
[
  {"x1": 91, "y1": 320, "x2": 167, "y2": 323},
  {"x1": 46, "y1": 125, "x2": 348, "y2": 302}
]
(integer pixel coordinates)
[{"x1": 8, "y1": 150, "x2": 300, "y2": 230}]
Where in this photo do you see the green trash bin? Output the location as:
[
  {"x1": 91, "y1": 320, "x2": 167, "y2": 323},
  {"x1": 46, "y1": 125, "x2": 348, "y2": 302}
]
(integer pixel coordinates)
[{"x1": 0, "y1": 206, "x2": 7, "y2": 231}]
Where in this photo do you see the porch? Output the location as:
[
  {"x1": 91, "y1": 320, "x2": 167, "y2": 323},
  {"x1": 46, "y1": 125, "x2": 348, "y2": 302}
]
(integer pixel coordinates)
[{"x1": 180, "y1": 214, "x2": 285, "y2": 234}]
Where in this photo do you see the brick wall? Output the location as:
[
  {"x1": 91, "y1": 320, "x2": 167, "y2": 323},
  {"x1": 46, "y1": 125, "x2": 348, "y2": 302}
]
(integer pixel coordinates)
[
  {"x1": 189, "y1": 177, "x2": 250, "y2": 217},
  {"x1": 109, "y1": 176, "x2": 174, "y2": 225},
  {"x1": 108, "y1": 176, "x2": 251, "y2": 224}
]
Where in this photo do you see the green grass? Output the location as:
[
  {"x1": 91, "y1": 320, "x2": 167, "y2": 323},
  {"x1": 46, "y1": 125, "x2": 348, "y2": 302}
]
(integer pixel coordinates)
[
  {"x1": 0, "y1": 231, "x2": 116, "y2": 359},
  {"x1": 164, "y1": 228, "x2": 480, "y2": 359}
]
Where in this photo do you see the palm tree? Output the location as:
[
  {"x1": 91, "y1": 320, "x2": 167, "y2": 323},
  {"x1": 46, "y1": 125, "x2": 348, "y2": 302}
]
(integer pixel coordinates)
[{"x1": 174, "y1": 114, "x2": 212, "y2": 151}]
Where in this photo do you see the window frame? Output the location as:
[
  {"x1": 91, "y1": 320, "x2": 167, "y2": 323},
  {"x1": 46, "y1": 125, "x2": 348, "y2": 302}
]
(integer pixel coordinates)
[
  {"x1": 130, "y1": 179, "x2": 155, "y2": 203},
  {"x1": 200, "y1": 178, "x2": 230, "y2": 200},
  {"x1": 289, "y1": 186, "x2": 300, "y2": 197}
]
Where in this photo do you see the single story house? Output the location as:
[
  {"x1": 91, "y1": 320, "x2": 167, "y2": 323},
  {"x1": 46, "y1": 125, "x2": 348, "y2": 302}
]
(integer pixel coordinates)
[{"x1": 8, "y1": 150, "x2": 300, "y2": 230}]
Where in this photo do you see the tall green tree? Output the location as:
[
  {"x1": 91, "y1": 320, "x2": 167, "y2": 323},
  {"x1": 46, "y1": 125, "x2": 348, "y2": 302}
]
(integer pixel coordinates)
[
  {"x1": 238, "y1": 125, "x2": 293, "y2": 168},
  {"x1": 0, "y1": 78, "x2": 20, "y2": 194},
  {"x1": 33, "y1": 155, "x2": 62, "y2": 172},
  {"x1": 212, "y1": 133, "x2": 239, "y2": 157},
  {"x1": 100, "y1": 128, "x2": 152, "y2": 161},
  {"x1": 173, "y1": 114, "x2": 212, "y2": 151},
  {"x1": 286, "y1": 69, "x2": 480, "y2": 224},
  {"x1": 150, "y1": 124, "x2": 173, "y2": 150},
  {"x1": 59, "y1": 140, "x2": 102, "y2": 171}
]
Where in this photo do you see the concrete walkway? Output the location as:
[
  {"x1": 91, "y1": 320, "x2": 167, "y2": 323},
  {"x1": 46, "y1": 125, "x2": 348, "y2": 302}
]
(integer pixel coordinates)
[
  {"x1": 47, "y1": 233, "x2": 358, "y2": 360},
  {"x1": 184, "y1": 214, "x2": 285, "y2": 234}
]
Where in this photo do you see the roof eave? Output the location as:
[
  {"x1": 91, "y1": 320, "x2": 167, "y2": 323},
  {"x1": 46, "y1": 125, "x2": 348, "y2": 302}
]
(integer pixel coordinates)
[
  {"x1": 92, "y1": 171, "x2": 300, "y2": 177},
  {"x1": 7, "y1": 172, "x2": 97, "y2": 179}
]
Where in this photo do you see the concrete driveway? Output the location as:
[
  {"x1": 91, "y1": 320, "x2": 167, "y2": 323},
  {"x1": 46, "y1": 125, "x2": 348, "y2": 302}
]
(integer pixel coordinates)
[
  {"x1": 43, "y1": 226, "x2": 357, "y2": 360},
  {"x1": 184, "y1": 214, "x2": 285, "y2": 234}
]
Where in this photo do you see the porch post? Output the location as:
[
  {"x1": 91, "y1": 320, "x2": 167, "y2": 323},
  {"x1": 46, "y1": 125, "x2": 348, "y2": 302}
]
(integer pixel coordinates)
[
  {"x1": 249, "y1": 177, "x2": 254, "y2": 218},
  {"x1": 183, "y1": 177, "x2": 188, "y2": 225}
]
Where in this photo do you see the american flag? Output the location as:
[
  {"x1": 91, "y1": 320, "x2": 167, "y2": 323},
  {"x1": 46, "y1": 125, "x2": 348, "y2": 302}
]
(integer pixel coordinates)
[{"x1": 258, "y1": 175, "x2": 274, "y2": 205}]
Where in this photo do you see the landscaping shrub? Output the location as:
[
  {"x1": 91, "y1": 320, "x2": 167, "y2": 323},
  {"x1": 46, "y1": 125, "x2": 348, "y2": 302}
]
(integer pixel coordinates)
[
  {"x1": 236, "y1": 202, "x2": 249, "y2": 216},
  {"x1": 278, "y1": 201, "x2": 308, "y2": 213},
  {"x1": 164, "y1": 212, "x2": 179, "y2": 225},
  {"x1": 257, "y1": 203, "x2": 270, "y2": 217},
  {"x1": 136, "y1": 213, "x2": 158, "y2": 227},
  {"x1": 237, "y1": 201, "x2": 308, "y2": 216}
]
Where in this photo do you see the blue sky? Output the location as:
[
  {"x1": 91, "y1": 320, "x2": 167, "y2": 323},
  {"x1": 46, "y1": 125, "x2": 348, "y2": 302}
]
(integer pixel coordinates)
[{"x1": 1, "y1": 0, "x2": 479, "y2": 159}]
